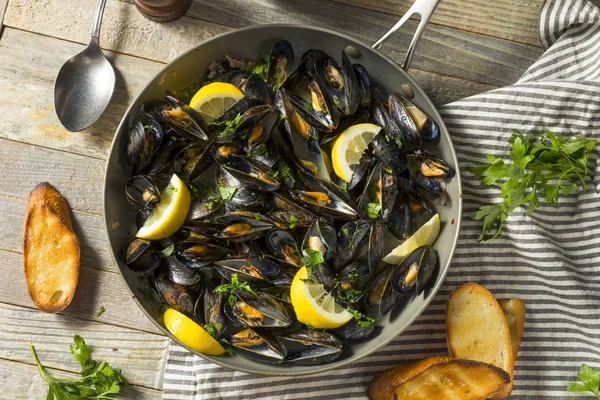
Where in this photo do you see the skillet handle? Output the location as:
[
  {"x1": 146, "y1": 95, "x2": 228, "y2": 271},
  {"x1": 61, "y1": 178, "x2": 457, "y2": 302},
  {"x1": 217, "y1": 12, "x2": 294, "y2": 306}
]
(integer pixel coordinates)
[{"x1": 372, "y1": 0, "x2": 442, "y2": 71}]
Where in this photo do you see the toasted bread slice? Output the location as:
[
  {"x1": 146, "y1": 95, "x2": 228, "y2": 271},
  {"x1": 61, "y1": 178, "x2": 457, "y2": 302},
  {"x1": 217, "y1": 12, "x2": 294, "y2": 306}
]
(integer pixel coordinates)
[
  {"x1": 499, "y1": 298, "x2": 526, "y2": 359},
  {"x1": 392, "y1": 359, "x2": 511, "y2": 400},
  {"x1": 367, "y1": 356, "x2": 453, "y2": 400},
  {"x1": 23, "y1": 183, "x2": 79, "y2": 313},
  {"x1": 446, "y1": 282, "x2": 514, "y2": 398}
]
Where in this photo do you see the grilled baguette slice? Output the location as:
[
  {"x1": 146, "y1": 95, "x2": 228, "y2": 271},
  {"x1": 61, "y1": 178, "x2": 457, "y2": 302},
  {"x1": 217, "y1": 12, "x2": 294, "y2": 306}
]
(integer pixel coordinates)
[
  {"x1": 499, "y1": 298, "x2": 526, "y2": 359},
  {"x1": 367, "y1": 356, "x2": 453, "y2": 400},
  {"x1": 392, "y1": 359, "x2": 511, "y2": 400},
  {"x1": 23, "y1": 183, "x2": 80, "y2": 313},
  {"x1": 446, "y1": 282, "x2": 514, "y2": 399}
]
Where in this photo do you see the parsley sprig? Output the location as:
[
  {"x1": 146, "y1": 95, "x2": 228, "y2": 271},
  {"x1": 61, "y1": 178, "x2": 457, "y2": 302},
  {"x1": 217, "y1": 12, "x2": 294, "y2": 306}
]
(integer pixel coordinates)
[
  {"x1": 470, "y1": 129, "x2": 596, "y2": 242},
  {"x1": 302, "y1": 249, "x2": 324, "y2": 274},
  {"x1": 213, "y1": 114, "x2": 242, "y2": 136},
  {"x1": 30, "y1": 335, "x2": 128, "y2": 399},
  {"x1": 346, "y1": 308, "x2": 375, "y2": 327},
  {"x1": 213, "y1": 273, "x2": 255, "y2": 306},
  {"x1": 567, "y1": 364, "x2": 600, "y2": 398}
]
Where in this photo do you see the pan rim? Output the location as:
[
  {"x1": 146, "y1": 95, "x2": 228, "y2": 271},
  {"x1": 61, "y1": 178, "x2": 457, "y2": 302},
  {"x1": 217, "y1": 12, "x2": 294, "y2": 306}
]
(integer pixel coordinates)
[{"x1": 103, "y1": 23, "x2": 463, "y2": 376}]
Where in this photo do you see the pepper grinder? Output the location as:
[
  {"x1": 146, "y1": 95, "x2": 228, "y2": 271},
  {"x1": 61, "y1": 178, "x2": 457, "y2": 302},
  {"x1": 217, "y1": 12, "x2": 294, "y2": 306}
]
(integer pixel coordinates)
[{"x1": 133, "y1": 0, "x2": 192, "y2": 23}]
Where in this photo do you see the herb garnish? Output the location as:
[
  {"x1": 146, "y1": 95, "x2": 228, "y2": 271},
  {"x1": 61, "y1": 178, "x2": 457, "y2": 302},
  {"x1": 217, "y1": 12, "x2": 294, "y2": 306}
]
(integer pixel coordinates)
[
  {"x1": 366, "y1": 202, "x2": 381, "y2": 219},
  {"x1": 213, "y1": 273, "x2": 255, "y2": 306},
  {"x1": 158, "y1": 244, "x2": 175, "y2": 258},
  {"x1": 471, "y1": 129, "x2": 596, "y2": 242},
  {"x1": 214, "y1": 114, "x2": 242, "y2": 136},
  {"x1": 302, "y1": 249, "x2": 324, "y2": 273},
  {"x1": 567, "y1": 364, "x2": 600, "y2": 398},
  {"x1": 204, "y1": 323, "x2": 222, "y2": 338},
  {"x1": 218, "y1": 184, "x2": 237, "y2": 201},
  {"x1": 346, "y1": 308, "x2": 375, "y2": 327},
  {"x1": 289, "y1": 215, "x2": 298, "y2": 229},
  {"x1": 30, "y1": 335, "x2": 128, "y2": 399},
  {"x1": 96, "y1": 306, "x2": 106, "y2": 317}
]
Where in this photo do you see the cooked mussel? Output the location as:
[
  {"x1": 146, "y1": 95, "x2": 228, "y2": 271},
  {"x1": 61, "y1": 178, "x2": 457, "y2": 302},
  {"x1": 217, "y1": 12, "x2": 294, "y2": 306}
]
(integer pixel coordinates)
[
  {"x1": 280, "y1": 330, "x2": 342, "y2": 365},
  {"x1": 243, "y1": 74, "x2": 271, "y2": 105},
  {"x1": 214, "y1": 212, "x2": 274, "y2": 242},
  {"x1": 267, "y1": 40, "x2": 294, "y2": 89},
  {"x1": 186, "y1": 198, "x2": 223, "y2": 222},
  {"x1": 391, "y1": 92, "x2": 440, "y2": 141},
  {"x1": 363, "y1": 265, "x2": 396, "y2": 319},
  {"x1": 219, "y1": 154, "x2": 280, "y2": 191},
  {"x1": 172, "y1": 141, "x2": 213, "y2": 182},
  {"x1": 232, "y1": 289, "x2": 293, "y2": 328},
  {"x1": 243, "y1": 109, "x2": 278, "y2": 154},
  {"x1": 144, "y1": 96, "x2": 209, "y2": 141},
  {"x1": 214, "y1": 258, "x2": 280, "y2": 286},
  {"x1": 126, "y1": 119, "x2": 163, "y2": 175},
  {"x1": 367, "y1": 218, "x2": 386, "y2": 273},
  {"x1": 332, "y1": 318, "x2": 375, "y2": 341},
  {"x1": 126, "y1": 175, "x2": 161, "y2": 209},
  {"x1": 265, "y1": 229, "x2": 303, "y2": 267},
  {"x1": 302, "y1": 218, "x2": 337, "y2": 262},
  {"x1": 229, "y1": 327, "x2": 287, "y2": 364},
  {"x1": 358, "y1": 162, "x2": 397, "y2": 222},
  {"x1": 353, "y1": 63, "x2": 371, "y2": 109},
  {"x1": 387, "y1": 192, "x2": 412, "y2": 240},
  {"x1": 125, "y1": 238, "x2": 160, "y2": 274},
  {"x1": 406, "y1": 154, "x2": 455, "y2": 194},
  {"x1": 163, "y1": 256, "x2": 203, "y2": 286},
  {"x1": 388, "y1": 93, "x2": 422, "y2": 152},
  {"x1": 176, "y1": 242, "x2": 231, "y2": 268},
  {"x1": 265, "y1": 209, "x2": 314, "y2": 229},
  {"x1": 204, "y1": 279, "x2": 226, "y2": 338},
  {"x1": 336, "y1": 261, "x2": 370, "y2": 303},
  {"x1": 153, "y1": 274, "x2": 196, "y2": 317},
  {"x1": 391, "y1": 245, "x2": 438, "y2": 296},
  {"x1": 334, "y1": 219, "x2": 370, "y2": 271}
]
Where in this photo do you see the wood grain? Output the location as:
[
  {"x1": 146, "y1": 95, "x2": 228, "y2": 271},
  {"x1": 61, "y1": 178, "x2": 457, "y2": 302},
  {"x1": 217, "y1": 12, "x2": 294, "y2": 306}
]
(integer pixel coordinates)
[
  {"x1": 4, "y1": 0, "x2": 542, "y2": 87},
  {"x1": 0, "y1": 248, "x2": 162, "y2": 334},
  {"x1": 0, "y1": 27, "x2": 164, "y2": 159},
  {"x1": 0, "y1": 358, "x2": 162, "y2": 399},
  {"x1": 0, "y1": 303, "x2": 168, "y2": 389},
  {"x1": 328, "y1": 0, "x2": 543, "y2": 47}
]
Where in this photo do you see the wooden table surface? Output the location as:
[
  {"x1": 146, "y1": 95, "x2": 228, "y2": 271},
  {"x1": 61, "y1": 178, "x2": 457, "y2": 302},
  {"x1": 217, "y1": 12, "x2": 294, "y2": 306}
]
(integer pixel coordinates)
[{"x1": 0, "y1": 0, "x2": 544, "y2": 398}]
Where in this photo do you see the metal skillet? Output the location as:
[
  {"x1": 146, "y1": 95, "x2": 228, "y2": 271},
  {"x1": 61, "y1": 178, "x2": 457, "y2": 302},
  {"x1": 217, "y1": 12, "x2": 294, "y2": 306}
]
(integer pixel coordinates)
[{"x1": 103, "y1": 0, "x2": 462, "y2": 376}]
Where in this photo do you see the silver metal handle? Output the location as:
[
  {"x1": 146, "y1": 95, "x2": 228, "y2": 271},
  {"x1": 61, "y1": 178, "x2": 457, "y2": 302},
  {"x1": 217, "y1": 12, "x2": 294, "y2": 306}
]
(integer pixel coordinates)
[
  {"x1": 91, "y1": 0, "x2": 107, "y2": 40},
  {"x1": 372, "y1": 0, "x2": 441, "y2": 71}
]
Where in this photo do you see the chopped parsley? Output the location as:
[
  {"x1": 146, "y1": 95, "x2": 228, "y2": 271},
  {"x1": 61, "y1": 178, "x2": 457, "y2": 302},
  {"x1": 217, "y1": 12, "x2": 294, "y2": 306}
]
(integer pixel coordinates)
[
  {"x1": 158, "y1": 244, "x2": 174, "y2": 258},
  {"x1": 218, "y1": 184, "x2": 237, "y2": 200},
  {"x1": 346, "y1": 308, "x2": 375, "y2": 327},
  {"x1": 96, "y1": 306, "x2": 106, "y2": 317},
  {"x1": 213, "y1": 273, "x2": 255, "y2": 306},
  {"x1": 289, "y1": 215, "x2": 298, "y2": 229}
]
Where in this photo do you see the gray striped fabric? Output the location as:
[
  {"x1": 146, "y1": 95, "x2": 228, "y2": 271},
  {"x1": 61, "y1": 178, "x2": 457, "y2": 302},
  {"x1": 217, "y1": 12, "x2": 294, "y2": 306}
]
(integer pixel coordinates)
[{"x1": 162, "y1": 0, "x2": 600, "y2": 398}]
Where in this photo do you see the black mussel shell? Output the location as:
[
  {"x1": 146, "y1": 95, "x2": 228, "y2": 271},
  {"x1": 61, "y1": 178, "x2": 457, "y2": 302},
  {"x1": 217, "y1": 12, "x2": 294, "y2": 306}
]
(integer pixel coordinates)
[
  {"x1": 368, "y1": 218, "x2": 386, "y2": 273},
  {"x1": 353, "y1": 63, "x2": 371, "y2": 109},
  {"x1": 214, "y1": 258, "x2": 280, "y2": 286},
  {"x1": 233, "y1": 289, "x2": 293, "y2": 328},
  {"x1": 363, "y1": 265, "x2": 397, "y2": 319},
  {"x1": 332, "y1": 318, "x2": 375, "y2": 341},
  {"x1": 265, "y1": 229, "x2": 303, "y2": 267},
  {"x1": 229, "y1": 327, "x2": 287, "y2": 364},
  {"x1": 358, "y1": 162, "x2": 397, "y2": 222},
  {"x1": 302, "y1": 218, "x2": 337, "y2": 262},
  {"x1": 144, "y1": 136, "x2": 188, "y2": 176},
  {"x1": 406, "y1": 154, "x2": 455, "y2": 194},
  {"x1": 266, "y1": 209, "x2": 314, "y2": 230},
  {"x1": 176, "y1": 242, "x2": 231, "y2": 268},
  {"x1": 280, "y1": 330, "x2": 342, "y2": 365},
  {"x1": 204, "y1": 280, "x2": 226, "y2": 339},
  {"x1": 267, "y1": 40, "x2": 294, "y2": 89},
  {"x1": 172, "y1": 141, "x2": 214, "y2": 183},
  {"x1": 214, "y1": 212, "x2": 274, "y2": 242},
  {"x1": 160, "y1": 96, "x2": 210, "y2": 141},
  {"x1": 126, "y1": 119, "x2": 163, "y2": 175},
  {"x1": 393, "y1": 93, "x2": 440, "y2": 141},
  {"x1": 391, "y1": 245, "x2": 438, "y2": 296},
  {"x1": 244, "y1": 109, "x2": 278, "y2": 153},
  {"x1": 388, "y1": 93, "x2": 422, "y2": 152},
  {"x1": 334, "y1": 219, "x2": 370, "y2": 271},
  {"x1": 163, "y1": 256, "x2": 203, "y2": 286},
  {"x1": 243, "y1": 74, "x2": 271, "y2": 105},
  {"x1": 186, "y1": 198, "x2": 223, "y2": 222},
  {"x1": 126, "y1": 238, "x2": 160, "y2": 274},
  {"x1": 336, "y1": 261, "x2": 370, "y2": 303},
  {"x1": 387, "y1": 192, "x2": 413, "y2": 241},
  {"x1": 153, "y1": 275, "x2": 196, "y2": 317},
  {"x1": 126, "y1": 175, "x2": 160, "y2": 209},
  {"x1": 219, "y1": 155, "x2": 280, "y2": 192}
]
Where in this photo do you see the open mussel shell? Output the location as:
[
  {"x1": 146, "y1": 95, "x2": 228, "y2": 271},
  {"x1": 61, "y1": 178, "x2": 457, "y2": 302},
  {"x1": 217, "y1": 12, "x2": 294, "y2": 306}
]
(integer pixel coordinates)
[
  {"x1": 336, "y1": 261, "x2": 370, "y2": 303},
  {"x1": 146, "y1": 96, "x2": 209, "y2": 141},
  {"x1": 126, "y1": 238, "x2": 160, "y2": 274},
  {"x1": 406, "y1": 154, "x2": 455, "y2": 194},
  {"x1": 163, "y1": 256, "x2": 203, "y2": 286},
  {"x1": 214, "y1": 212, "x2": 274, "y2": 242},
  {"x1": 232, "y1": 289, "x2": 293, "y2": 328},
  {"x1": 152, "y1": 274, "x2": 196, "y2": 317},
  {"x1": 172, "y1": 141, "x2": 214, "y2": 182},
  {"x1": 334, "y1": 219, "x2": 370, "y2": 271},
  {"x1": 392, "y1": 92, "x2": 440, "y2": 141},
  {"x1": 266, "y1": 40, "x2": 294, "y2": 89},
  {"x1": 186, "y1": 198, "x2": 223, "y2": 222},
  {"x1": 126, "y1": 175, "x2": 161, "y2": 209},
  {"x1": 175, "y1": 224, "x2": 226, "y2": 246},
  {"x1": 144, "y1": 136, "x2": 188, "y2": 176},
  {"x1": 204, "y1": 279, "x2": 226, "y2": 339},
  {"x1": 363, "y1": 265, "x2": 397, "y2": 319},
  {"x1": 219, "y1": 155, "x2": 280, "y2": 192},
  {"x1": 391, "y1": 245, "x2": 438, "y2": 296},
  {"x1": 358, "y1": 162, "x2": 397, "y2": 222},
  {"x1": 218, "y1": 169, "x2": 269, "y2": 211},
  {"x1": 214, "y1": 258, "x2": 280, "y2": 286},
  {"x1": 280, "y1": 330, "x2": 342, "y2": 365},
  {"x1": 244, "y1": 108, "x2": 278, "y2": 153},
  {"x1": 126, "y1": 119, "x2": 163, "y2": 175},
  {"x1": 287, "y1": 83, "x2": 336, "y2": 133},
  {"x1": 265, "y1": 209, "x2": 314, "y2": 230},
  {"x1": 265, "y1": 229, "x2": 303, "y2": 267},
  {"x1": 302, "y1": 218, "x2": 337, "y2": 262},
  {"x1": 332, "y1": 318, "x2": 375, "y2": 341},
  {"x1": 176, "y1": 241, "x2": 232, "y2": 268},
  {"x1": 388, "y1": 93, "x2": 422, "y2": 152},
  {"x1": 229, "y1": 327, "x2": 287, "y2": 364}
]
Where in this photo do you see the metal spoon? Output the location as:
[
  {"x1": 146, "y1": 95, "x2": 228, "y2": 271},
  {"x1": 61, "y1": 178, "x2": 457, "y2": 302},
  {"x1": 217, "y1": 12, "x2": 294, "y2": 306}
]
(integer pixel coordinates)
[{"x1": 54, "y1": 0, "x2": 115, "y2": 132}]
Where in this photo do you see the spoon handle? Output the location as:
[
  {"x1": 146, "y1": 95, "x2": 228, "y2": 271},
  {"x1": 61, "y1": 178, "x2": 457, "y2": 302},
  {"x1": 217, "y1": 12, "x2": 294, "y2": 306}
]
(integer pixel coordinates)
[{"x1": 91, "y1": 0, "x2": 108, "y2": 40}]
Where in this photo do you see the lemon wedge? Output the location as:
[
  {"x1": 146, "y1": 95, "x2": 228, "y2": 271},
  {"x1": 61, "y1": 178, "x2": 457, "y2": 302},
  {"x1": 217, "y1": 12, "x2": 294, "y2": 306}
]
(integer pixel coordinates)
[
  {"x1": 382, "y1": 213, "x2": 441, "y2": 264},
  {"x1": 290, "y1": 267, "x2": 353, "y2": 329},
  {"x1": 331, "y1": 123, "x2": 381, "y2": 182},
  {"x1": 136, "y1": 174, "x2": 191, "y2": 240},
  {"x1": 163, "y1": 308, "x2": 226, "y2": 356},
  {"x1": 189, "y1": 82, "x2": 244, "y2": 125}
]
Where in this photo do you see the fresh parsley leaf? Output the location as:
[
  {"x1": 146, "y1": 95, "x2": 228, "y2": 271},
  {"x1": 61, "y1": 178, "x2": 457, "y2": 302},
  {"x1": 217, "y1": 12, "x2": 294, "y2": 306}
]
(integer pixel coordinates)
[
  {"x1": 213, "y1": 273, "x2": 255, "y2": 305},
  {"x1": 339, "y1": 182, "x2": 348, "y2": 192},
  {"x1": 254, "y1": 212, "x2": 262, "y2": 220},
  {"x1": 366, "y1": 202, "x2": 381, "y2": 219},
  {"x1": 31, "y1": 335, "x2": 128, "y2": 399},
  {"x1": 302, "y1": 249, "x2": 324, "y2": 273},
  {"x1": 204, "y1": 323, "x2": 222, "y2": 338},
  {"x1": 214, "y1": 113, "x2": 242, "y2": 136},
  {"x1": 567, "y1": 364, "x2": 600, "y2": 399},
  {"x1": 218, "y1": 184, "x2": 237, "y2": 201},
  {"x1": 289, "y1": 215, "x2": 298, "y2": 229},
  {"x1": 471, "y1": 129, "x2": 596, "y2": 242},
  {"x1": 346, "y1": 308, "x2": 375, "y2": 327},
  {"x1": 158, "y1": 244, "x2": 175, "y2": 258},
  {"x1": 96, "y1": 306, "x2": 106, "y2": 318}
]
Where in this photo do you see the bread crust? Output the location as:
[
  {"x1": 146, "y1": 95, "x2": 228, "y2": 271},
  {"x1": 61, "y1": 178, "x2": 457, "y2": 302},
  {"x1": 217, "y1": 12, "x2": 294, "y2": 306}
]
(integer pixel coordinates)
[
  {"x1": 446, "y1": 282, "x2": 515, "y2": 399},
  {"x1": 23, "y1": 183, "x2": 80, "y2": 313}
]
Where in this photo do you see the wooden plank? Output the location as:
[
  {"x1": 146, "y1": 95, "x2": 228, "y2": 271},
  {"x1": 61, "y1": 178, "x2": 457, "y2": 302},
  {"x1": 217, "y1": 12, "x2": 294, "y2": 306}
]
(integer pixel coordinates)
[
  {"x1": 0, "y1": 358, "x2": 162, "y2": 399},
  {"x1": 0, "y1": 0, "x2": 8, "y2": 35},
  {"x1": 327, "y1": 0, "x2": 543, "y2": 47},
  {"x1": 0, "y1": 303, "x2": 168, "y2": 390},
  {"x1": 0, "y1": 27, "x2": 164, "y2": 159},
  {"x1": 0, "y1": 249, "x2": 162, "y2": 334},
  {"x1": 182, "y1": 0, "x2": 543, "y2": 87},
  {"x1": 4, "y1": 0, "x2": 542, "y2": 87}
]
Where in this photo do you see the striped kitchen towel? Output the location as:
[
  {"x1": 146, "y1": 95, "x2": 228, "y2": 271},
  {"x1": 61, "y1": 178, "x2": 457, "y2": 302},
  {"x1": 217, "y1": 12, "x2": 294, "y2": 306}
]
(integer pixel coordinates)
[{"x1": 162, "y1": 0, "x2": 600, "y2": 398}]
